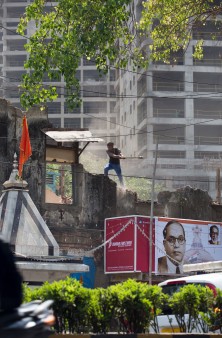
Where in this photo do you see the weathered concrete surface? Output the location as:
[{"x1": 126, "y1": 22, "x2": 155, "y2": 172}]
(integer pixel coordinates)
[
  {"x1": 136, "y1": 200, "x2": 164, "y2": 217},
  {"x1": 0, "y1": 98, "x2": 51, "y2": 213},
  {"x1": 116, "y1": 187, "x2": 137, "y2": 216},
  {"x1": 3, "y1": 99, "x2": 222, "y2": 287},
  {"x1": 157, "y1": 185, "x2": 214, "y2": 221},
  {"x1": 16, "y1": 261, "x2": 89, "y2": 283},
  {"x1": 0, "y1": 99, "x2": 143, "y2": 287}
]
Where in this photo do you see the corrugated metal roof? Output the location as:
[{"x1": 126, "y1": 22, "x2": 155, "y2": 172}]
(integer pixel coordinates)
[{"x1": 43, "y1": 130, "x2": 104, "y2": 143}]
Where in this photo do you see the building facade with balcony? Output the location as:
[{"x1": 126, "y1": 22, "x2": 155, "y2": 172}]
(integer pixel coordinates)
[
  {"x1": 117, "y1": 0, "x2": 222, "y2": 199},
  {"x1": 0, "y1": 0, "x2": 117, "y2": 158}
]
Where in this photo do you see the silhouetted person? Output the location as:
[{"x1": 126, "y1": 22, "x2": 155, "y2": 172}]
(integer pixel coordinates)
[
  {"x1": 0, "y1": 239, "x2": 22, "y2": 312},
  {"x1": 104, "y1": 142, "x2": 125, "y2": 186}
]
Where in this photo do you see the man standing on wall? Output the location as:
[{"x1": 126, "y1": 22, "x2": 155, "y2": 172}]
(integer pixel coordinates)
[{"x1": 104, "y1": 142, "x2": 125, "y2": 186}]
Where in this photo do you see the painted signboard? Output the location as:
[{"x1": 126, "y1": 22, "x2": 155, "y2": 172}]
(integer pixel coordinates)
[
  {"x1": 105, "y1": 216, "x2": 222, "y2": 275},
  {"x1": 136, "y1": 216, "x2": 153, "y2": 273},
  {"x1": 155, "y1": 217, "x2": 222, "y2": 275},
  {"x1": 105, "y1": 216, "x2": 135, "y2": 273},
  {"x1": 105, "y1": 215, "x2": 152, "y2": 274}
]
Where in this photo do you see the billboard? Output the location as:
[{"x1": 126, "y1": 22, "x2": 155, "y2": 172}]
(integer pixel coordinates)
[
  {"x1": 104, "y1": 215, "x2": 152, "y2": 274},
  {"x1": 105, "y1": 216, "x2": 135, "y2": 273},
  {"x1": 155, "y1": 217, "x2": 222, "y2": 275},
  {"x1": 105, "y1": 216, "x2": 222, "y2": 275},
  {"x1": 136, "y1": 216, "x2": 154, "y2": 273}
]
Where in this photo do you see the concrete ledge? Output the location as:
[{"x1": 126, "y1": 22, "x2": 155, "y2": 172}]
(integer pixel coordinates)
[{"x1": 16, "y1": 261, "x2": 89, "y2": 272}]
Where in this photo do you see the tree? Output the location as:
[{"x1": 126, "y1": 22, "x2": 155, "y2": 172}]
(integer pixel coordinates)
[
  {"x1": 17, "y1": 0, "x2": 142, "y2": 109},
  {"x1": 17, "y1": 0, "x2": 221, "y2": 109},
  {"x1": 139, "y1": 0, "x2": 222, "y2": 63}
]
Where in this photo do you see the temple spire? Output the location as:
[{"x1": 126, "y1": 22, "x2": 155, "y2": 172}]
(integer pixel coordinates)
[{"x1": 3, "y1": 153, "x2": 28, "y2": 189}]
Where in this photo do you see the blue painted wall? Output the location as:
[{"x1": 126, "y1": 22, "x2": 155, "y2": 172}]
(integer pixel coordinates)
[{"x1": 70, "y1": 256, "x2": 96, "y2": 288}]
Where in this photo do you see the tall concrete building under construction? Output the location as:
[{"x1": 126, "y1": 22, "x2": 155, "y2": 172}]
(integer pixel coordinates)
[
  {"x1": 117, "y1": 0, "x2": 222, "y2": 199},
  {"x1": 1, "y1": 0, "x2": 222, "y2": 198},
  {"x1": 0, "y1": 0, "x2": 117, "y2": 158}
]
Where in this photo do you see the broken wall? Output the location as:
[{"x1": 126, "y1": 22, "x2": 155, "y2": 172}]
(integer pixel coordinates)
[
  {"x1": 157, "y1": 185, "x2": 222, "y2": 222},
  {"x1": 3, "y1": 99, "x2": 222, "y2": 286},
  {"x1": 0, "y1": 99, "x2": 50, "y2": 208}
]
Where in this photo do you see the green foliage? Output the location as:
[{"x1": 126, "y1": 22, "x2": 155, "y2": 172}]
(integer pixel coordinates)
[
  {"x1": 80, "y1": 151, "x2": 105, "y2": 176},
  {"x1": 208, "y1": 288, "x2": 222, "y2": 333},
  {"x1": 88, "y1": 287, "x2": 116, "y2": 333},
  {"x1": 25, "y1": 277, "x2": 90, "y2": 333},
  {"x1": 22, "y1": 278, "x2": 166, "y2": 334},
  {"x1": 139, "y1": 0, "x2": 221, "y2": 63},
  {"x1": 46, "y1": 162, "x2": 72, "y2": 200},
  {"x1": 168, "y1": 284, "x2": 214, "y2": 333},
  {"x1": 144, "y1": 284, "x2": 168, "y2": 333},
  {"x1": 124, "y1": 176, "x2": 163, "y2": 201},
  {"x1": 110, "y1": 279, "x2": 155, "y2": 333},
  {"x1": 16, "y1": 0, "x2": 222, "y2": 108},
  {"x1": 17, "y1": 0, "x2": 143, "y2": 109},
  {"x1": 22, "y1": 278, "x2": 222, "y2": 334},
  {"x1": 22, "y1": 283, "x2": 39, "y2": 303}
]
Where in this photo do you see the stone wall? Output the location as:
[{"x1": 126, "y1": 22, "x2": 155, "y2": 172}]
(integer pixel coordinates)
[
  {"x1": 0, "y1": 99, "x2": 144, "y2": 287},
  {"x1": 2, "y1": 99, "x2": 222, "y2": 287},
  {"x1": 157, "y1": 185, "x2": 222, "y2": 222},
  {"x1": 0, "y1": 99, "x2": 50, "y2": 209}
]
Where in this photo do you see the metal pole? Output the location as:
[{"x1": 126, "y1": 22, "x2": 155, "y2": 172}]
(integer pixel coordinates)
[
  {"x1": 216, "y1": 167, "x2": 221, "y2": 204},
  {"x1": 149, "y1": 138, "x2": 158, "y2": 285}
]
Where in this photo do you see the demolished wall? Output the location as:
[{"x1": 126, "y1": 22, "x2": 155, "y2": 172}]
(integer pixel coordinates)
[
  {"x1": 157, "y1": 185, "x2": 222, "y2": 222},
  {"x1": 0, "y1": 99, "x2": 141, "y2": 287},
  {"x1": 2, "y1": 99, "x2": 222, "y2": 287}
]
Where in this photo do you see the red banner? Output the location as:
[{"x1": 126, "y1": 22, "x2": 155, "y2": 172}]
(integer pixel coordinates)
[
  {"x1": 105, "y1": 217, "x2": 135, "y2": 273},
  {"x1": 136, "y1": 216, "x2": 150, "y2": 272},
  {"x1": 105, "y1": 216, "x2": 156, "y2": 274}
]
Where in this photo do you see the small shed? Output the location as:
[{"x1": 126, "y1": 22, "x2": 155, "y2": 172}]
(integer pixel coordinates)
[
  {"x1": 42, "y1": 128, "x2": 104, "y2": 205},
  {"x1": 42, "y1": 128, "x2": 104, "y2": 164}
]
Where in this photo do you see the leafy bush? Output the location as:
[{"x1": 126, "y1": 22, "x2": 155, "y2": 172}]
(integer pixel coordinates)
[
  {"x1": 109, "y1": 279, "x2": 160, "y2": 333},
  {"x1": 207, "y1": 288, "x2": 222, "y2": 333},
  {"x1": 168, "y1": 284, "x2": 214, "y2": 333},
  {"x1": 23, "y1": 277, "x2": 90, "y2": 333},
  {"x1": 88, "y1": 287, "x2": 116, "y2": 333},
  {"x1": 22, "y1": 278, "x2": 222, "y2": 334}
]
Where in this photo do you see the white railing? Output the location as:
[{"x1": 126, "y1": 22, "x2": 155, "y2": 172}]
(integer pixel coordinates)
[
  {"x1": 153, "y1": 108, "x2": 184, "y2": 118},
  {"x1": 192, "y1": 31, "x2": 222, "y2": 40},
  {"x1": 195, "y1": 136, "x2": 222, "y2": 145},
  {"x1": 7, "y1": 45, "x2": 25, "y2": 51},
  {"x1": 194, "y1": 83, "x2": 222, "y2": 92},
  {"x1": 156, "y1": 135, "x2": 222, "y2": 146},
  {"x1": 194, "y1": 110, "x2": 222, "y2": 119},
  {"x1": 7, "y1": 60, "x2": 26, "y2": 67},
  {"x1": 153, "y1": 82, "x2": 184, "y2": 91},
  {"x1": 154, "y1": 136, "x2": 185, "y2": 144},
  {"x1": 193, "y1": 58, "x2": 222, "y2": 67}
]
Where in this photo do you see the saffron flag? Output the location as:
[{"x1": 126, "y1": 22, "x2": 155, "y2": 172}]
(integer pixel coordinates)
[{"x1": 18, "y1": 116, "x2": 32, "y2": 177}]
